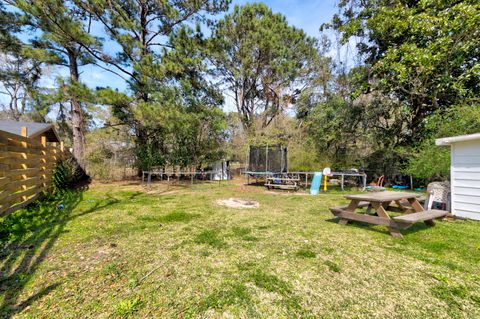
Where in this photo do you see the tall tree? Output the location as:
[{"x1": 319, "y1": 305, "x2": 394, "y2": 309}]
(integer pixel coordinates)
[
  {"x1": 0, "y1": 52, "x2": 46, "y2": 120},
  {"x1": 5, "y1": 0, "x2": 98, "y2": 169},
  {"x1": 76, "y1": 0, "x2": 229, "y2": 143},
  {"x1": 74, "y1": 0, "x2": 230, "y2": 170},
  {"x1": 323, "y1": 0, "x2": 480, "y2": 146},
  {"x1": 0, "y1": 2, "x2": 48, "y2": 121},
  {"x1": 209, "y1": 3, "x2": 319, "y2": 137}
]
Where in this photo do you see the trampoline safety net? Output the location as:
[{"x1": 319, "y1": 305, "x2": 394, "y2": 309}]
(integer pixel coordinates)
[{"x1": 248, "y1": 145, "x2": 288, "y2": 173}]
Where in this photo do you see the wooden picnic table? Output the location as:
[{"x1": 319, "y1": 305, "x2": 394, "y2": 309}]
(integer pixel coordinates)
[
  {"x1": 265, "y1": 176, "x2": 299, "y2": 190},
  {"x1": 329, "y1": 191, "x2": 448, "y2": 237}
]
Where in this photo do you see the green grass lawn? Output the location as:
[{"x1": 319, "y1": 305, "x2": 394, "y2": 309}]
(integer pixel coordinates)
[{"x1": 1, "y1": 180, "x2": 480, "y2": 318}]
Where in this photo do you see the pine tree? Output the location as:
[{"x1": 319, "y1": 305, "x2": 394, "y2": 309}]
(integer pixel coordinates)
[
  {"x1": 0, "y1": 2, "x2": 46, "y2": 120},
  {"x1": 8, "y1": 0, "x2": 98, "y2": 169},
  {"x1": 209, "y1": 3, "x2": 319, "y2": 137},
  {"x1": 77, "y1": 0, "x2": 230, "y2": 170}
]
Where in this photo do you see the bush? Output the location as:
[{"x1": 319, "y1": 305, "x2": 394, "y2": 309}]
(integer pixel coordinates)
[
  {"x1": 288, "y1": 143, "x2": 330, "y2": 172},
  {"x1": 85, "y1": 127, "x2": 136, "y2": 181},
  {"x1": 403, "y1": 139, "x2": 450, "y2": 181},
  {"x1": 404, "y1": 104, "x2": 480, "y2": 182},
  {"x1": 52, "y1": 157, "x2": 87, "y2": 192}
]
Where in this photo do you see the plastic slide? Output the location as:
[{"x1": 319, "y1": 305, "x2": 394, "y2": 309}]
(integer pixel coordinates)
[{"x1": 310, "y1": 172, "x2": 323, "y2": 195}]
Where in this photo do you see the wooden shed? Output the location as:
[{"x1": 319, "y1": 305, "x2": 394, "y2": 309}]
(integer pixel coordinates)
[
  {"x1": 0, "y1": 120, "x2": 60, "y2": 143},
  {"x1": 436, "y1": 133, "x2": 480, "y2": 220}
]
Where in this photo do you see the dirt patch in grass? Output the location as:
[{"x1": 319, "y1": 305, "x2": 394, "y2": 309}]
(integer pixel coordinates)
[{"x1": 216, "y1": 198, "x2": 260, "y2": 209}]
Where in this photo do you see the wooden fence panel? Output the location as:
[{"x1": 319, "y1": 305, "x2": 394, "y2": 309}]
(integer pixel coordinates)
[{"x1": 0, "y1": 128, "x2": 67, "y2": 216}]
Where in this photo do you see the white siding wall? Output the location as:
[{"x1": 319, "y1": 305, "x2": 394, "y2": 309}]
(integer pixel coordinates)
[{"x1": 451, "y1": 140, "x2": 480, "y2": 220}]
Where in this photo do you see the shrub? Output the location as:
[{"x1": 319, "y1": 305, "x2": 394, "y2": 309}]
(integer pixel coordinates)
[{"x1": 52, "y1": 157, "x2": 87, "y2": 192}]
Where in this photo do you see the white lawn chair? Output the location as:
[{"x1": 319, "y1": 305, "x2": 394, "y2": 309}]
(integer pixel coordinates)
[{"x1": 424, "y1": 182, "x2": 451, "y2": 211}]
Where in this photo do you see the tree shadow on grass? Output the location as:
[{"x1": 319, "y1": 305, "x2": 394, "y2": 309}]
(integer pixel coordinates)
[{"x1": 0, "y1": 186, "x2": 123, "y2": 318}]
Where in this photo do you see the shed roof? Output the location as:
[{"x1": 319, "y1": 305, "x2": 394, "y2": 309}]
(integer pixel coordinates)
[
  {"x1": 0, "y1": 120, "x2": 60, "y2": 142},
  {"x1": 435, "y1": 133, "x2": 480, "y2": 146}
]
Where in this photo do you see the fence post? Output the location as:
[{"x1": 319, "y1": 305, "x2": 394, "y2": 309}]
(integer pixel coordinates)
[
  {"x1": 20, "y1": 127, "x2": 28, "y2": 201},
  {"x1": 41, "y1": 136, "x2": 47, "y2": 189}
]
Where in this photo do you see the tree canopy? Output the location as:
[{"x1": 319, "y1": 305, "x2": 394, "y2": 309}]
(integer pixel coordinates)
[
  {"x1": 323, "y1": 0, "x2": 479, "y2": 146},
  {"x1": 209, "y1": 3, "x2": 319, "y2": 138},
  {"x1": 309, "y1": 0, "x2": 480, "y2": 178}
]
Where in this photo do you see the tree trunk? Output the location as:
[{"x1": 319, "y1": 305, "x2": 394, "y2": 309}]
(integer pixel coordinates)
[
  {"x1": 134, "y1": 3, "x2": 151, "y2": 176},
  {"x1": 67, "y1": 47, "x2": 86, "y2": 170}
]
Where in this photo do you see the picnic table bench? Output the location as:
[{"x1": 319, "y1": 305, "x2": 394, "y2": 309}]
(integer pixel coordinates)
[
  {"x1": 265, "y1": 176, "x2": 300, "y2": 191},
  {"x1": 329, "y1": 192, "x2": 448, "y2": 237}
]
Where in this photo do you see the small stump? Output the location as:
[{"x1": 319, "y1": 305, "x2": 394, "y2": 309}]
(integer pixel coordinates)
[{"x1": 216, "y1": 198, "x2": 260, "y2": 209}]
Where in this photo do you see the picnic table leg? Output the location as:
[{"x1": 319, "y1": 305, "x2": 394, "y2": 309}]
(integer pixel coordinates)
[
  {"x1": 338, "y1": 200, "x2": 360, "y2": 225},
  {"x1": 425, "y1": 220, "x2": 435, "y2": 226},
  {"x1": 365, "y1": 204, "x2": 373, "y2": 215},
  {"x1": 394, "y1": 200, "x2": 411, "y2": 214},
  {"x1": 408, "y1": 198, "x2": 424, "y2": 212},
  {"x1": 408, "y1": 198, "x2": 435, "y2": 226},
  {"x1": 372, "y1": 202, "x2": 403, "y2": 238}
]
